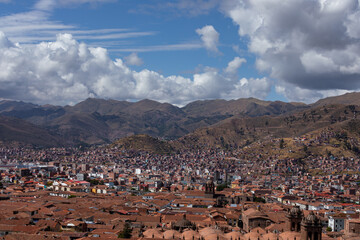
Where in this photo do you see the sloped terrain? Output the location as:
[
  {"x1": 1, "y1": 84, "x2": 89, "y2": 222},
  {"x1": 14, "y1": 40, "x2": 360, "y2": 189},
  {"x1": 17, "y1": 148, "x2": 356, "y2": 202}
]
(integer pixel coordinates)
[
  {"x1": 111, "y1": 134, "x2": 174, "y2": 155},
  {"x1": 0, "y1": 97, "x2": 308, "y2": 145},
  {"x1": 174, "y1": 104, "x2": 360, "y2": 152},
  {"x1": 0, "y1": 116, "x2": 63, "y2": 147}
]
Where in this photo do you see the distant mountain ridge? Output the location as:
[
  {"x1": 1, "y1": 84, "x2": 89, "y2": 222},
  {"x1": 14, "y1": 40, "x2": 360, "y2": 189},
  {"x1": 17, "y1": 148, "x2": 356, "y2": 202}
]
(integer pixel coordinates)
[
  {"x1": 0, "y1": 116, "x2": 63, "y2": 147},
  {"x1": 175, "y1": 104, "x2": 360, "y2": 150},
  {"x1": 312, "y1": 92, "x2": 360, "y2": 106},
  {"x1": 0, "y1": 92, "x2": 360, "y2": 147}
]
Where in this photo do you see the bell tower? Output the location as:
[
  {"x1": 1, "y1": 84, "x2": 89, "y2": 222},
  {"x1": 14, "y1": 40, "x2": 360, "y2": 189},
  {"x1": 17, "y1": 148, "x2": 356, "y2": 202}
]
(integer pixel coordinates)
[
  {"x1": 287, "y1": 206, "x2": 303, "y2": 232},
  {"x1": 301, "y1": 211, "x2": 322, "y2": 240},
  {"x1": 205, "y1": 179, "x2": 215, "y2": 198}
]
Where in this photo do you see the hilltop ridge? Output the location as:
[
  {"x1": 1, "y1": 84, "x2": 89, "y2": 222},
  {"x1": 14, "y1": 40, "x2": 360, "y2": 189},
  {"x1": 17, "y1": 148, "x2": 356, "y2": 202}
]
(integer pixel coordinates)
[{"x1": 0, "y1": 92, "x2": 360, "y2": 148}]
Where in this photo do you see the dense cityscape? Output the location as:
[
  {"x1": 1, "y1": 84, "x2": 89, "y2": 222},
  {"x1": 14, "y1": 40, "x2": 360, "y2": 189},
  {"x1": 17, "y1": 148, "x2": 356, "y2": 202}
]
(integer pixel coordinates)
[
  {"x1": 2, "y1": 0, "x2": 360, "y2": 239},
  {"x1": 0, "y1": 135, "x2": 359, "y2": 239}
]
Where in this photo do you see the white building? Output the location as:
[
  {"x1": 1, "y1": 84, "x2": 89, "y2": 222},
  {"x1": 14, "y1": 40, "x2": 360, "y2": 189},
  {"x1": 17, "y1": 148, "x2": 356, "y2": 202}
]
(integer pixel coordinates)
[{"x1": 328, "y1": 214, "x2": 346, "y2": 232}]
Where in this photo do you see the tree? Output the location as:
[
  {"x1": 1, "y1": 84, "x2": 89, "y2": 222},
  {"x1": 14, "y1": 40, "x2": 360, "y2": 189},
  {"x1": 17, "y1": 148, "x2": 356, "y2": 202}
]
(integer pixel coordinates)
[
  {"x1": 349, "y1": 105, "x2": 357, "y2": 118},
  {"x1": 254, "y1": 197, "x2": 266, "y2": 203},
  {"x1": 89, "y1": 179, "x2": 100, "y2": 186},
  {"x1": 118, "y1": 223, "x2": 132, "y2": 239},
  {"x1": 326, "y1": 227, "x2": 332, "y2": 232},
  {"x1": 216, "y1": 183, "x2": 228, "y2": 191},
  {"x1": 326, "y1": 149, "x2": 332, "y2": 158},
  {"x1": 303, "y1": 145, "x2": 310, "y2": 156},
  {"x1": 279, "y1": 139, "x2": 285, "y2": 149},
  {"x1": 303, "y1": 145, "x2": 308, "y2": 153}
]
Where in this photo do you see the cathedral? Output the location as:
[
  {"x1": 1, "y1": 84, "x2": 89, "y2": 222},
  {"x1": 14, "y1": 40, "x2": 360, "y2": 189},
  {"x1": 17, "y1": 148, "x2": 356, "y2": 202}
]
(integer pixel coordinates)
[{"x1": 287, "y1": 206, "x2": 323, "y2": 240}]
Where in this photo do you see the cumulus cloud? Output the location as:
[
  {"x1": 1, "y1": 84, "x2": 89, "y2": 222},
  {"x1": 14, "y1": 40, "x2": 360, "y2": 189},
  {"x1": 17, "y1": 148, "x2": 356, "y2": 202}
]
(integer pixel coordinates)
[
  {"x1": 225, "y1": 57, "x2": 246, "y2": 75},
  {"x1": 220, "y1": 0, "x2": 360, "y2": 102},
  {"x1": 0, "y1": 32, "x2": 270, "y2": 106},
  {"x1": 124, "y1": 53, "x2": 144, "y2": 66},
  {"x1": 0, "y1": 32, "x2": 13, "y2": 48},
  {"x1": 275, "y1": 83, "x2": 352, "y2": 103},
  {"x1": 228, "y1": 77, "x2": 271, "y2": 100},
  {"x1": 196, "y1": 25, "x2": 221, "y2": 54}
]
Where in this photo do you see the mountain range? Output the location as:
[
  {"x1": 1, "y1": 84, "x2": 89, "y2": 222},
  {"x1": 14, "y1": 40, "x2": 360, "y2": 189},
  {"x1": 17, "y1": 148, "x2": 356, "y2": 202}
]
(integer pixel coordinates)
[{"x1": 0, "y1": 92, "x2": 360, "y2": 149}]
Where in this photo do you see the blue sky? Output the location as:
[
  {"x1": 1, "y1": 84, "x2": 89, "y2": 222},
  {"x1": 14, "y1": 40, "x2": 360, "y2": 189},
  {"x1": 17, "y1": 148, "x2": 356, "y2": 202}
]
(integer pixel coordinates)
[{"x1": 0, "y1": 0, "x2": 359, "y2": 105}]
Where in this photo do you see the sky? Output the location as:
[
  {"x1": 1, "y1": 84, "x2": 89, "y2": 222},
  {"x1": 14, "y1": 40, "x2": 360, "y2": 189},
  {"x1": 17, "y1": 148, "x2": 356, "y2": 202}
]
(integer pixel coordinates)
[{"x1": 0, "y1": 0, "x2": 360, "y2": 106}]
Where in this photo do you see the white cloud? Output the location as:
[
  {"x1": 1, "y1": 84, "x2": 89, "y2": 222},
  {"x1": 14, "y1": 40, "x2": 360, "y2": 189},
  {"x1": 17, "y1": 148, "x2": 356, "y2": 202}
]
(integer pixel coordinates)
[
  {"x1": 133, "y1": 0, "x2": 219, "y2": 17},
  {"x1": 168, "y1": 0, "x2": 219, "y2": 16},
  {"x1": 196, "y1": 25, "x2": 221, "y2": 54},
  {"x1": 0, "y1": 0, "x2": 151, "y2": 46},
  {"x1": 124, "y1": 53, "x2": 143, "y2": 66},
  {"x1": 220, "y1": 0, "x2": 360, "y2": 102},
  {"x1": 0, "y1": 0, "x2": 11, "y2": 3},
  {"x1": 275, "y1": 82, "x2": 354, "y2": 103},
  {"x1": 59, "y1": 0, "x2": 115, "y2": 4},
  {"x1": 0, "y1": 32, "x2": 271, "y2": 106},
  {"x1": 228, "y1": 77, "x2": 271, "y2": 100},
  {"x1": 0, "y1": 32, "x2": 13, "y2": 48},
  {"x1": 225, "y1": 57, "x2": 246, "y2": 75},
  {"x1": 114, "y1": 43, "x2": 202, "y2": 52},
  {"x1": 35, "y1": 0, "x2": 116, "y2": 11},
  {"x1": 35, "y1": 0, "x2": 57, "y2": 11},
  {"x1": 300, "y1": 51, "x2": 338, "y2": 74},
  {"x1": 0, "y1": 4, "x2": 72, "y2": 44}
]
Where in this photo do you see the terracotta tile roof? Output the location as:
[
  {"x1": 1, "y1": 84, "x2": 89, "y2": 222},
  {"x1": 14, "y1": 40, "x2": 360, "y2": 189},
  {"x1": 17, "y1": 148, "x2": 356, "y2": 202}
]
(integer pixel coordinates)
[
  {"x1": 0, "y1": 224, "x2": 43, "y2": 234},
  {"x1": 2, "y1": 233, "x2": 50, "y2": 240},
  {"x1": 0, "y1": 219, "x2": 31, "y2": 226},
  {"x1": 266, "y1": 211, "x2": 287, "y2": 223},
  {"x1": 143, "y1": 228, "x2": 163, "y2": 238},
  {"x1": 136, "y1": 216, "x2": 161, "y2": 223},
  {"x1": 279, "y1": 231, "x2": 301, "y2": 240},
  {"x1": 181, "y1": 229, "x2": 201, "y2": 240},
  {"x1": 35, "y1": 219, "x2": 59, "y2": 229}
]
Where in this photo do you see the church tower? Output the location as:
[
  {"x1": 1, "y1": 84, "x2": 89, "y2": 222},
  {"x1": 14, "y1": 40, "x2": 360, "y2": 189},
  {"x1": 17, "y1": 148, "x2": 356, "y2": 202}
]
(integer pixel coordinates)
[
  {"x1": 287, "y1": 206, "x2": 303, "y2": 232},
  {"x1": 301, "y1": 211, "x2": 322, "y2": 240},
  {"x1": 205, "y1": 179, "x2": 215, "y2": 197}
]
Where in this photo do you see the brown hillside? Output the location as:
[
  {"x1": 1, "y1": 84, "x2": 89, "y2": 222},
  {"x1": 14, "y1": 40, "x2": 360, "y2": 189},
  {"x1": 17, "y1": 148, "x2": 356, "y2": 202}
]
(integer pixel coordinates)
[
  {"x1": 175, "y1": 104, "x2": 360, "y2": 151},
  {"x1": 313, "y1": 92, "x2": 360, "y2": 107},
  {"x1": 0, "y1": 116, "x2": 63, "y2": 147},
  {"x1": 112, "y1": 134, "x2": 174, "y2": 154}
]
